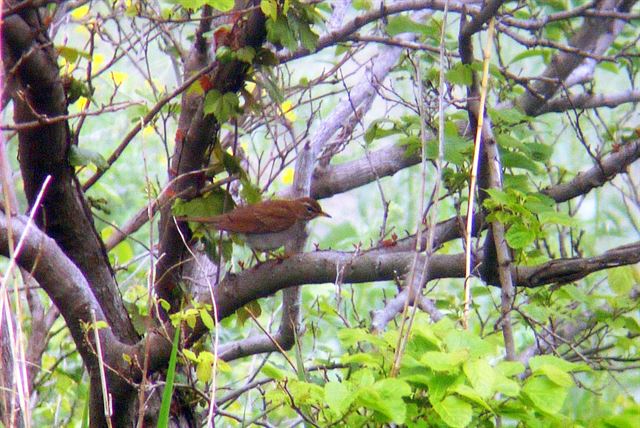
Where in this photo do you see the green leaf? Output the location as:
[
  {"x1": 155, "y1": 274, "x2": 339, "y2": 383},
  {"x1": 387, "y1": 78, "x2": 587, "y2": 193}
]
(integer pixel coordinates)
[
  {"x1": 533, "y1": 365, "x2": 574, "y2": 387},
  {"x1": 196, "y1": 352, "x2": 215, "y2": 383},
  {"x1": 203, "y1": 90, "x2": 240, "y2": 122},
  {"x1": 522, "y1": 376, "x2": 568, "y2": 414},
  {"x1": 204, "y1": 0, "x2": 233, "y2": 11},
  {"x1": 356, "y1": 379, "x2": 410, "y2": 424},
  {"x1": 69, "y1": 146, "x2": 109, "y2": 171},
  {"x1": 261, "y1": 363, "x2": 288, "y2": 380},
  {"x1": 443, "y1": 330, "x2": 497, "y2": 359},
  {"x1": 234, "y1": 46, "x2": 256, "y2": 63},
  {"x1": 523, "y1": 142, "x2": 553, "y2": 162},
  {"x1": 501, "y1": 151, "x2": 541, "y2": 173},
  {"x1": 538, "y1": 211, "x2": 575, "y2": 226},
  {"x1": 445, "y1": 63, "x2": 473, "y2": 86},
  {"x1": 433, "y1": 395, "x2": 473, "y2": 428},
  {"x1": 451, "y1": 384, "x2": 493, "y2": 413},
  {"x1": 299, "y1": 21, "x2": 319, "y2": 51},
  {"x1": 506, "y1": 223, "x2": 536, "y2": 249},
  {"x1": 493, "y1": 374, "x2": 520, "y2": 397},
  {"x1": 608, "y1": 266, "x2": 635, "y2": 296},
  {"x1": 337, "y1": 328, "x2": 387, "y2": 348},
  {"x1": 463, "y1": 359, "x2": 495, "y2": 398},
  {"x1": 57, "y1": 45, "x2": 91, "y2": 62},
  {"x1": 260, "y1": 0, "x2": 278, "y2": 20},
  {"x1": 172, "y1": 189, "x2": 234, "y2": 219},
  {"x1": 509, "y1": 48, "x2": 552, "y2": 64},
  {"x1": 490, "y1": 107, "x2": 529, "y2": 125},
  {"x1": 364, "y1": 119, "x2": 401, "y2": 144},
  {"x1": 324, "y1": 381, "x2": 354, "y2": 415},
  {"x1": 386, "y1": 15, "x2": 429, "y2": 37},
  {"x1": 495, "y1": 360, "x2": 525, "y2": 377},
  {"x1": 421, "y1": 350, "x2": 469, "y2": 372},
  {"x1": 529, "y1": 355, "x2": 590, "y2": 373},
  {"x1": 266, "y1": 15, "x2": 297, "y2": 51},
  {"x1": 199, "y1": 309, "x2": 214, "y2": 330}
]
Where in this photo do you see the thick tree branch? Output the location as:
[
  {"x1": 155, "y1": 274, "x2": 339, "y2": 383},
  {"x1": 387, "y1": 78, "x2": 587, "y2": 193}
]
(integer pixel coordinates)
[
  {"x1": 2, "y1": 6, "x2": 138, "y2": 343},
  {"x1": 155, "y1": 2, "x2": 267, "y2": 306},
  {"x1": 0, "y1": 214, "x2": 134, "y2": 427},
  {"x1": 516, "y1": 0, "x2": 635, "y2": 116},
  {"x1": 537, "y1": 89, "x2": 640, "y2": 114}
]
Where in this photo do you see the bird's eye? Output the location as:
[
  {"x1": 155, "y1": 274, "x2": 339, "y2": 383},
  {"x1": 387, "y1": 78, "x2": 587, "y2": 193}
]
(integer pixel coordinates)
[{"x1": 306, "y1": 205, "x2": 314, "y2": 213}]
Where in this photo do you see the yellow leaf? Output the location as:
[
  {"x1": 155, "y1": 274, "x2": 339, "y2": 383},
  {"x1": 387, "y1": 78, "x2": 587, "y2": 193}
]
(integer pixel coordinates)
[
  {"x1": 281, "y1": 167, "x2": 294, "y2": 185},
  {"x1": 280, "y1": 100, "x2": 297, "y2": 122},
  {"x1": 109, "y1": 71, "x2": 128, "y2": 85},
  {"x1": 92, "y1": 53, "x2": 105, "y2": 67},
  {"x1": 245, "y1": 81, "x2": 256, "y2": 93},
  {"x1": 142, "y1": 125, "x2": 154, "y2": 137},
  {"x1": 73, "y1": 96, "x2": 89, "y2": 110},
  {"x1": 74, "y1": 25, "x2": 90, "y2": 36},
  {"x1": 71, "y1": 5, "x2": 90, "y2": 20}
]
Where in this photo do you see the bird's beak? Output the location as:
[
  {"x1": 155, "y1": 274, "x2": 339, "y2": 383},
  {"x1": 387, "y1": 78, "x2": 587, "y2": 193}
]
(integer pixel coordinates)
[{"x1": 319, "y1": 210, "x2": 331, "y2": 218}]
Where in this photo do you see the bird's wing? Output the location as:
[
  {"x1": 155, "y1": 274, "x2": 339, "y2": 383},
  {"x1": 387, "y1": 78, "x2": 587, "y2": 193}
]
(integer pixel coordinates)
[
  {"x1": 249, "y1": 201, "x2": 297, "y2": 233},
  {"x1": 199, "y1": 201, "x2": 294, "y2": 234}
]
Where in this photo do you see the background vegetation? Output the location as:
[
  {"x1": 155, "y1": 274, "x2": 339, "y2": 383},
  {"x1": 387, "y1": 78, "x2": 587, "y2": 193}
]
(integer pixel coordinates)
[{"x1": 1, "y1": 0, "x2": 639, "y2": 426}]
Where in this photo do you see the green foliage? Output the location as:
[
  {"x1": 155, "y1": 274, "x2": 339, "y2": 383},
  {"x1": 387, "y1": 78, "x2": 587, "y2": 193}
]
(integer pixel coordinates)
[
  {"x1": 172, "y1": 189, "x2": 234, "y2": 221},
  {"x1": 203, "y1": 90, "x2": 241, "y2": 122},
  {"x1": 247, "y1": 317, "x2": 618, "y2": 427},
  {"x1": 265, "y1": 0, "x2": 319, "y2": 51},
  {"x1": 69, "y1": 145, "x2": 109, "y2": 171},
  {"x1": 483, "y1": 188, "x2": 576, "y2": 258},
  {"x1": 167, "y1": 0, "x2": 233, "y2": 12}
]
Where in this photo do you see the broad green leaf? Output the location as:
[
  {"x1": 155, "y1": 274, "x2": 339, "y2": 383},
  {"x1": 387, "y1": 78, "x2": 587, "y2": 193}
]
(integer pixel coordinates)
[
  {"x1": 538, "y1": 211, "x2": 575, "y2": 227},
  {"x1": 501, "y1": 151, "x2": 541, "y2": 173},
  {"x1": 433, "y1": 395, "x2": 473, "y2": 428},
  {"x1": 509, "y1": 48, "x2": 552, "y2": 64},
  {"x1": 357, "y1": 381, "x2": 408, "y2": 424},
  {"x1": 341, "y1": 352, "x2": 382, "y2": 368},
  {"x1": 506, "y1": 223, "x2": 536, "y2": 249},
  {"x1": 337, "y1": 328, "x2": 386, "y2": 348},
  {"x1": 234, "y1": 46, "x2": 256, "y2": 63},
  {"x1": 57, "y1": 46, "x2": 91, "y2": 62},
  {"x1": 493, "y1": 374, "x2": 520, "y2": 397},
  {"x1": 533, "y1": 365, "x2": 574, "y2": 388},
  {"x1": 69, "y1": 146, "x2": 108, "y2": 171},
  {"x1": 495, "y1": 360, "x2": 525, "y2": 377},
  {"x1": 529, "y1": 355, "x2": 590, "y2": 373},
  {"x1": 608, "y1": 266, "x2": 635, "y2": 296},
  {"x1": 260, "y1": 0, "x2": 278, "y2": 20},
  {"x1": 374, "y1": 378, "x2": 411, "y2": 397},
  {"x1": 204, "y1": 0, "x2": 233, "y2": 11},
  {"x1": 203, "y1": 90, "x2": 240, "y2": 122},
  {"x1": 171, "y1": 189, "x2": 233, "y2": 219},
  {"x1": 463, "y1": 359, "x2": 495, "y2": 398},
  {"x1": 199, "y1": 309, "x2": 214, "y2": 330},
  {"x1": 522, "y1": 376, "x2": 568, "y2": 414},
  {"x1": 524, "y1": 142, "x2": 553, "y2": 162},
  {"x1": 451, "y1": 384, "x2": 493, "y2": 413},
  {"x1": 421, "y1": 350, "x2": 469, "y2": 372},
  {"x1": 386, "y1": 15, "x2": 429, "y2": 37},
  {"x1": 426, "y1": 372, "x2": 463, "y2": 403},
  {"x1": 443, "y1": 330, "x2": 496, "y2": 358},
  {"x1": 324, "y1": 381, "x2": 354, "y2": 415},
  {"x1": 196, "y1": 352, "x2": 215, "y2": 383},
  {"x1": 261, "y1": 363, "x2": 288, "y2": 380},
  {"x1": 490, "y1": 107, "x2": 529, "y2": 125},
  {"x1": 445, "y1": 63, "x2": 473, "y2": 86}
]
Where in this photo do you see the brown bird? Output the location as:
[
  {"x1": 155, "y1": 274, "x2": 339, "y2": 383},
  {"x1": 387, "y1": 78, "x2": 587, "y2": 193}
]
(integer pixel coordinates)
[{"x1": 180, "y1": 197, "x2": 331, "y2": 251}]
